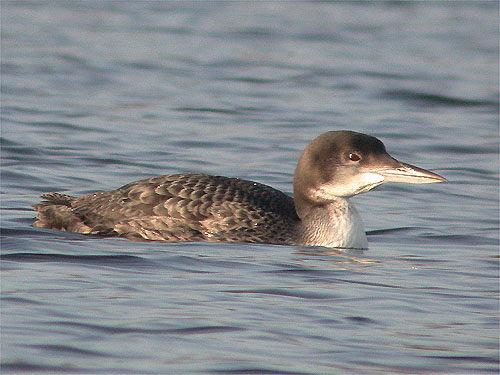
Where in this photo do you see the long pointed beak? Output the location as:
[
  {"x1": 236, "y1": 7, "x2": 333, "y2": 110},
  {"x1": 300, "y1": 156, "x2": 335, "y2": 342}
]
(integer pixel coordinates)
[{"x1": 377, "y1": 161, "x2": 447, "y2": 184}]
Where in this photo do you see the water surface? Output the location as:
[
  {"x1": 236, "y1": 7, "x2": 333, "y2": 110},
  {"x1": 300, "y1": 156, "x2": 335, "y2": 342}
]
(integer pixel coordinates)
[{"x1": 1, "y1": 2, "x2": 499, "y2": 374}]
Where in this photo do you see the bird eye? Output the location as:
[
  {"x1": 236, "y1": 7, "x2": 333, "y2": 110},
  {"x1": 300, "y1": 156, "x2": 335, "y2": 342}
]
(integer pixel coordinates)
[{"x1": 349, "y1": 153, "x2": 361, "y2": 162}]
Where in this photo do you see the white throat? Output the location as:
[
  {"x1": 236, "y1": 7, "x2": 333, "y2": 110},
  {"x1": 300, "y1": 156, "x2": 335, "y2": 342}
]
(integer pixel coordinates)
[{"x1": 315, "y1": 172, "x2": 385, "y2": 198}]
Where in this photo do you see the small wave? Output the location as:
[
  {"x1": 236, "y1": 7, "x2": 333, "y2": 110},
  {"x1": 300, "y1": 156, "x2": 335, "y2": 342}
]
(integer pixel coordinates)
[
  {"x1": 367, "y1": 227, "x2": 414, "y2": 236},
  {"x1": 24, "y1": 344, "x2": 112, "y2": 358},
  {"x1": 0, "y1": 253, "x2": 149, "y2": 266},
  {"x1": 51, "y1": 321, "x2": 243, "y2": 335},
  {"x1": 0, "y1": 296, "x2": 44, "y2": 305},
  {"x1": 423, "y1": 355, "x2": 500, "y2": 365},
  {"x1": 207, "y1": 367, "x2": 312, "y2": 375},
  {"x1": 223, "y1": 288, "x2": 336, "y2": 300},
  {"x1": 381, "y1": 89, "x2": 498, "y2": 109},
  {"x1": 0, "y1": 361, "x2": 84, "y2": 374},
  {"x1": 421, "y1": 234, "x2": 499, "y2": 246},
  {"x1": 173, "y1": 107, "x2": 244, "y2": 115}
]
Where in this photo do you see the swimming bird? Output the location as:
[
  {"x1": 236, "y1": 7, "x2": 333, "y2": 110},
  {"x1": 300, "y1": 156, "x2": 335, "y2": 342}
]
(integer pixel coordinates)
[{"x1": 32, "y1": 131, "x2": 446, "y2": 249}]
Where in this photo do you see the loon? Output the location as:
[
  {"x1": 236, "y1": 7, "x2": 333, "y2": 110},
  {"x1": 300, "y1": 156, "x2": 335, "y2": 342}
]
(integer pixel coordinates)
[{"x1": 32, "y1": 131, "x2": 446, "y2": 249}]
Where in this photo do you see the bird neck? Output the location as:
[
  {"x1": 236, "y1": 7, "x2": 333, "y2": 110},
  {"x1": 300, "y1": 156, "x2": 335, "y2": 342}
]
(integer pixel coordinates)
[{"x1": 295, "y1": 197, "x2": 368, "y2": 249}]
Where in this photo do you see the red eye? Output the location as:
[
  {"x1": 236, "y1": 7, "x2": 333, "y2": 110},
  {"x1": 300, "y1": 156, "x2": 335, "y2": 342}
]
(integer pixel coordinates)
[{"x1": 349, "y1": 153, "x2": 361, "y2": 162}]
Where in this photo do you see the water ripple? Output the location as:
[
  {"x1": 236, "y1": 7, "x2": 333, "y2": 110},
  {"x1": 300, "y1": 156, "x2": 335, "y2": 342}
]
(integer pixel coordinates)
[
  {"x1": 380, "y1": 89, "x2": 498, "y2": 109},
  {"x1": 223, "y1": 288, "x2": 336, "y2": 300},
  {"x1": 49, "y1": 321, "x2": 244, "y2": 336},
  {"x1": 1, "y1": 1, "x2": 498, "y2": 374},
  {"x1": 1, "y1": 253, "x2": 149, "y2": 266}
]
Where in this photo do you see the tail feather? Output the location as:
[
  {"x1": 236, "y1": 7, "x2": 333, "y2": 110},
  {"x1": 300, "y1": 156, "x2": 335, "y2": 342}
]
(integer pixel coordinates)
[
  {"x1": 33, "y1": 192, "x2": 75, "y2": 208},
  {"x1": 32, "y1": 193, "x2": 92, "y2": 233}
]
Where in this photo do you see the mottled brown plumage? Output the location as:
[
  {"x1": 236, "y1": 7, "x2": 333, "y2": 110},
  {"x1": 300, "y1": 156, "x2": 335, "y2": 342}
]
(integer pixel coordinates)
[{"x1": 33, "y1": 173, "x2": 300, "y2": 244}]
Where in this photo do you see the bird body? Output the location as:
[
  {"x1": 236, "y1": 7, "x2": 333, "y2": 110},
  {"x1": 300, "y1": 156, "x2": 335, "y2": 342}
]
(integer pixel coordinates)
[
  {"x1": 33, "y1": 131, "x2": 446, "y2": 249},
  {"x1": 34, "y1": 173, "x2": 301, "y2": 245}
]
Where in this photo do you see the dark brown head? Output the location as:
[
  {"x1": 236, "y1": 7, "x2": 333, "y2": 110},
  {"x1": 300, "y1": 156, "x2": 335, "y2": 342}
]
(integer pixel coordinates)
[{"x1": 293, "y1": 131, "x2": 446, "y2": 218}]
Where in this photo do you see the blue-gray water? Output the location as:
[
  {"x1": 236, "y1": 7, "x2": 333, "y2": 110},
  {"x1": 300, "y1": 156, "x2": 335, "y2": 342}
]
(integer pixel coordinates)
[{"x1": 1, "y1": 2, "x2": 499, "y2": 374}]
